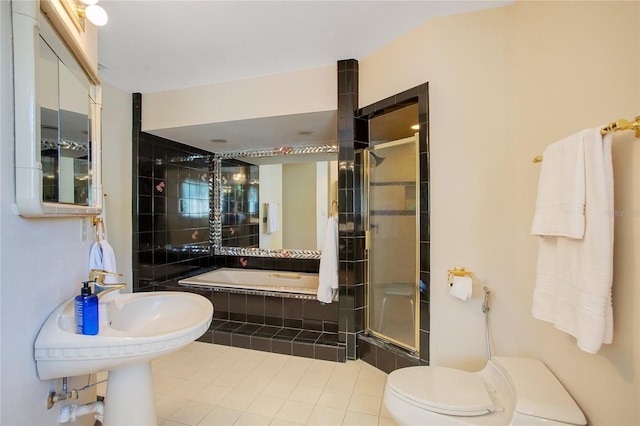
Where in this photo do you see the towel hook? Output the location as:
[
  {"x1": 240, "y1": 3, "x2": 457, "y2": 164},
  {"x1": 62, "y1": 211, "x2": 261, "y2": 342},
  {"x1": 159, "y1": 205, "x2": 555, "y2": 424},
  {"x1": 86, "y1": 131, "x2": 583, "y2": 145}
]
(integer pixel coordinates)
[{"x1": 91, "y1": 217, "x2": 105, "y2": 243}]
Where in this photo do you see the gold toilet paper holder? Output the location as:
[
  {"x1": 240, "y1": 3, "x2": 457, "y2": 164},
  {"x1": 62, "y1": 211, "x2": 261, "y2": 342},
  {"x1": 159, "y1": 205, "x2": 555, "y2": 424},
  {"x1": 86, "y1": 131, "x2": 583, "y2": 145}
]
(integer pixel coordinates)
[{"x1": 448, "y1": 266, "x2": 473, "y2": 286}]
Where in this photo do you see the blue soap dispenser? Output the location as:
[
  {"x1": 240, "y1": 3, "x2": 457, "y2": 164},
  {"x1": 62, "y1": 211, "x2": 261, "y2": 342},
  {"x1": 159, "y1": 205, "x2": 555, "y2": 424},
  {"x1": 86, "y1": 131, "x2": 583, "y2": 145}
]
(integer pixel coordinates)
[{"x1": 75, "y1": 281, "x2": 98, "y2": 335}]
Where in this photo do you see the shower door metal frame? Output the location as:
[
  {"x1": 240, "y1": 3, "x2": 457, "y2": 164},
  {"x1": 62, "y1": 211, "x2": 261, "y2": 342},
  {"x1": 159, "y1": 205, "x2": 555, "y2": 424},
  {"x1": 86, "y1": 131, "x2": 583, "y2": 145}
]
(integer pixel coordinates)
[{"x1": 364, "y1": 135, "x2": 420, "y2": 353}]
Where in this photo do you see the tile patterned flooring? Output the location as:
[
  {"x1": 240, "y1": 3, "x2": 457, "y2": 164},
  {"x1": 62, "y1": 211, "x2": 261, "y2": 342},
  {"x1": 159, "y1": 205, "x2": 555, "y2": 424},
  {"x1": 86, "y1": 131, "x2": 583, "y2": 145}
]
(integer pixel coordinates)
[{"x1": 101, "y1": 341, "x2": 399, "y2": 425}]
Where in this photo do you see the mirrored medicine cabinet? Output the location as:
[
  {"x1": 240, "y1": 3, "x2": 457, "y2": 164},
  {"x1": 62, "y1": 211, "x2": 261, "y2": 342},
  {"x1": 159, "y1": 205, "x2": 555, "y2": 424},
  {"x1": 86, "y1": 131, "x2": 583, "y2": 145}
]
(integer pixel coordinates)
[{"x1": 12, "y1": 0, "x2": 103, "y2": 217}]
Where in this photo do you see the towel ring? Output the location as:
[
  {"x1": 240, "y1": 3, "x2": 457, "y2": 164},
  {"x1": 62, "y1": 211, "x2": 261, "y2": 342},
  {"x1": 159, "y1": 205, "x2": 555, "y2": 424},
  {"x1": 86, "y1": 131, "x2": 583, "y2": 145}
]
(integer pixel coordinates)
[{"x1": 91, "y1": 217, "x2": 105, "y2": 243}]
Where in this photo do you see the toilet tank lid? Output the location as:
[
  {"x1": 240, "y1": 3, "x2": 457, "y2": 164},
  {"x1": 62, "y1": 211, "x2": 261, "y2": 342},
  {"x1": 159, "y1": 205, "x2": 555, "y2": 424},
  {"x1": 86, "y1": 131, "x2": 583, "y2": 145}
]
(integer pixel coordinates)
[{"x1": 492, "y1": 357, "x2": 586, "y2": 425}]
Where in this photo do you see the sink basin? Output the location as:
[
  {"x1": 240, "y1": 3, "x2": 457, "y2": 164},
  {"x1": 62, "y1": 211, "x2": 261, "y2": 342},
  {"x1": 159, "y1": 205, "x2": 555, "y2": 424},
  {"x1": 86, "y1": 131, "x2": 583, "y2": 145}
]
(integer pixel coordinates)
[
  {"x1": 34, "y1": 291, "x2": 213, "y2": 425},
  {"x1": 35, "y1": 291, "x2": 213, "y2": 379}
]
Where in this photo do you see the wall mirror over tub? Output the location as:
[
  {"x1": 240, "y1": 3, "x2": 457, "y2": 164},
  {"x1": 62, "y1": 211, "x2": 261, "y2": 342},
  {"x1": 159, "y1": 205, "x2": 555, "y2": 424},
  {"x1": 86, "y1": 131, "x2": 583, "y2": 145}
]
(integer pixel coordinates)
[
  {"x1": 12, "y1": 0, "x2": 103, "y2": 217},
  {"x1": 211, "y1": 145, "x2": 338, "y2": 259}
]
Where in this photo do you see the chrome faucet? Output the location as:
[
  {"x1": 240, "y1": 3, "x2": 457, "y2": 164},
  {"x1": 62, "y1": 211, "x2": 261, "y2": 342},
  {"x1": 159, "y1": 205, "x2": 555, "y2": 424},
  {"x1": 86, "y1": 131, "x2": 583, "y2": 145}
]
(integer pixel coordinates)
[{"x1": 89, "y1": 269, "x2": 127, "y2": 299}]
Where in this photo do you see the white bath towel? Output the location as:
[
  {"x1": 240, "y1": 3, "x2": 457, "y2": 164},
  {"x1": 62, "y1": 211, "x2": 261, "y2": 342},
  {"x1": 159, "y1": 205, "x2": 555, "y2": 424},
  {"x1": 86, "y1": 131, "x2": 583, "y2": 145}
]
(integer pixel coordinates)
[
  {"x1": 266, "y1": 202, "x2": 279, "y2": 234},
  {"x1": 532, "y1": 127, "x2": 614, "y2": 353},
  {"x1": 317, "y1": 215, "x2": 339, "y2": 303},
  {"x1": 531, "y1": 131, "x2": 586, "y2": 239}
]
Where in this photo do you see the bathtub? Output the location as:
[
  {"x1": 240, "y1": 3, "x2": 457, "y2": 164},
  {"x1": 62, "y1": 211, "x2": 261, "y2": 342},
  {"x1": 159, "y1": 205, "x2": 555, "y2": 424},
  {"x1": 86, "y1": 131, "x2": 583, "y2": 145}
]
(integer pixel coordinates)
[{"x1": 178, "y1": 268, "x2": 319, "y2": 299}]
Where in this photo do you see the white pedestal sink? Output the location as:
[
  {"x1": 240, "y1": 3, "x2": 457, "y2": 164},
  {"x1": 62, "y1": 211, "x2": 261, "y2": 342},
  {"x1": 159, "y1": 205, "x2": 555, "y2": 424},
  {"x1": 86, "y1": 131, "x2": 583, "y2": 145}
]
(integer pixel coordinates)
[{"x1": 34, "y1": 291, "x2": 213, "y2": 425}]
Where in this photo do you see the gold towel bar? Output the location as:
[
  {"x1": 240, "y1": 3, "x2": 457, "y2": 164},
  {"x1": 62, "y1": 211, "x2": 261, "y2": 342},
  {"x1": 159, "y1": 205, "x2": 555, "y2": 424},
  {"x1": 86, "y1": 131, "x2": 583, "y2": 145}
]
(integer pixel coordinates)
[{"x1": 533, "y1": 115, "x2": 640, "y2": 163}]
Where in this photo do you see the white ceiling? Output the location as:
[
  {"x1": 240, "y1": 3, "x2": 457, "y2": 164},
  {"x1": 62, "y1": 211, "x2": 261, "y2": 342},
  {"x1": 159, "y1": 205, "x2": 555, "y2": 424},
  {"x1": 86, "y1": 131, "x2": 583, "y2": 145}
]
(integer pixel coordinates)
[{"x1": 97, "y1": 0, "x2": 512, "y2": 151}]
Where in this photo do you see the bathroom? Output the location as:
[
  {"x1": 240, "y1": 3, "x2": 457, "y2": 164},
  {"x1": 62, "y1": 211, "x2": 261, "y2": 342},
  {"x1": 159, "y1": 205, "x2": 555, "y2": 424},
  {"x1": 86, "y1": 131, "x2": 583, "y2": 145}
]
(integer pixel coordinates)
[{"x1": 1, "y1": 1, "x2": 639, "y2": 425}]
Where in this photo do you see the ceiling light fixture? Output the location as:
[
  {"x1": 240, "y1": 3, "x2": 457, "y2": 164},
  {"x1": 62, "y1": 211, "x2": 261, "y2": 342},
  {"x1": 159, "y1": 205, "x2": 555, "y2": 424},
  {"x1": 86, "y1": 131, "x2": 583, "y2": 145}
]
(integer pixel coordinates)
[{"x1": 210, "y1": 138, "x2": 228, "y2": 144}]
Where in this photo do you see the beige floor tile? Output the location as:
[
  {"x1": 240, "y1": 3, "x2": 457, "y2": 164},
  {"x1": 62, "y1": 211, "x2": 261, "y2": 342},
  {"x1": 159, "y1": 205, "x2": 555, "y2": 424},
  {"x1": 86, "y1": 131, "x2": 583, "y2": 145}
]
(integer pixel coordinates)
[
  {"x1": 306, "y1": 405, "x2": 346, "y2": 426},
  {"x1": 229, "y1": 359, "x2": 261, "y2": 376},
  {"x1": 288, "y1": 384, "x2": 324, "y2": 405},
  {"x1": 269, "y1": 419, "x2": 305, "y2": 426},
  {"x1": 357, "y1": 364, "x2": 387, "y2": 382},
  {"x1": 262, "y1": 353, "x2": 292, "y2": 369},
  {"x1": 154, "y1": 374, "x2": 185, "y2": 396},
  {"x1": 240, "y1": 349, "x2": 271, "y2": 363},
  {"x1": 236, "y1": 374, "x2": 272, "y2": 394},
  {"x1": 168, "y1": 400, "x2": 214, "y2": 426},
  {"x1": 191, "y1": 383, "x2": 232, "y2": 405},
  {"x1": 208, "y1": 354, "x2": 241, "y2": 370},
  {"x1": 341, "y1": 411, "x2": 379, "y2": 426},
  {"x1": 157, "y1": 359, "x2": 205, "y2": 379},
  {"x1": 377, "y1": 416, "x2": 398, "y2": 426},
  {"x1": 325, "y1": 373, "x2": 357, "y2": 393},
  {"x1": 261, "y1": 380, "x2": 297, "y2": 399},
  {"x1": 307, "y1": 358, "x2": 337, "y2": 374},
  {"x1": 214, "y1": 370, "x2": 247, "y2": 388},
  {"x1": 167, "y1": 379, "x2": 209, "y2": 400},
  {"x1": 378, "y1": 401, "x2": 393, "y2": 419},
  {"x1": 245, "y1": 394, "x2": 287, "y2": 418},
  {"x1": 353, "y1": 377, "x2": 385, "y2": 398},
  {"x1": 198, "y1": 406, "x2": 243, "y2": 426},
  {"x1": 187, "y1": 366, "x2": 225, "y2": 385},
  {"x1": 316, "y1": 389, "x2": 352, "y2": 411},
  {"x1": 275, "y1": 400, "x2": 315, "y2": 424},
  {"x1": 347, "y1": 394, "x2": 382, "y2": 416},
  {"x1": 217, "y1": 388, "x2": 259, "y2": 411},
  {"x1": 150, "y1": 344, "x2": 393, "y2": 426},
  {"x1": 155, "y1": 394, "x2": 188, "y2": 420},
  {"x1": 233, "y1": 412, "x2": 273, "y2": 425},
  {"x1": 298, "y1": 370, "x2": 331, "y2": 388},
  {"x1": 159, "y1": 420, "x2": 188, "y2": 426}
]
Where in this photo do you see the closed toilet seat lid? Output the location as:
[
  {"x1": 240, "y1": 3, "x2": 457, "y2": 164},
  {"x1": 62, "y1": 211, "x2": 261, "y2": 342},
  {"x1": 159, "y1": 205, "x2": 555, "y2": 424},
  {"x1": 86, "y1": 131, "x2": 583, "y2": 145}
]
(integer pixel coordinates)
[{"x1": 387, "y1": 366, "x2": 496, "y2": 416}]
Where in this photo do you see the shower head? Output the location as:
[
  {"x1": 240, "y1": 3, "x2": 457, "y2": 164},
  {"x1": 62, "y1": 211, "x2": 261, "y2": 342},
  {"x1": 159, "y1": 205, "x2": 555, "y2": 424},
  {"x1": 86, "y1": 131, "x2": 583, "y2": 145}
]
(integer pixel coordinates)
[{"x1": 369, "y1": 151, "x2": 386, "y2": 167}]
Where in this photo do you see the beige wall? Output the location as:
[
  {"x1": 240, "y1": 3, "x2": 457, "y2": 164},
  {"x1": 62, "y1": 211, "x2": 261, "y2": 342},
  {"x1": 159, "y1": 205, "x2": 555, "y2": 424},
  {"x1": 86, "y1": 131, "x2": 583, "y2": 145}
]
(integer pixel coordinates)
[
  {"x1": 101, "y1": 82, "x2": 133, "y2": 289},
  {"x1": 141, "y1": 64, "x2": 337, "y2": 132},
  {"x1": 360, "y1": 2, "x2": 639, "y2": 424}
]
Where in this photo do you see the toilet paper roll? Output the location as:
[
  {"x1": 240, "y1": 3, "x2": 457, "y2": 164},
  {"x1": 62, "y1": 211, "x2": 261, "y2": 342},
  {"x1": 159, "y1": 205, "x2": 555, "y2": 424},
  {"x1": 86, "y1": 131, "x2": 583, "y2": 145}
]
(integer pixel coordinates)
[{"x1": 449, "y1": 276, "x2": 472, "y2": 301}]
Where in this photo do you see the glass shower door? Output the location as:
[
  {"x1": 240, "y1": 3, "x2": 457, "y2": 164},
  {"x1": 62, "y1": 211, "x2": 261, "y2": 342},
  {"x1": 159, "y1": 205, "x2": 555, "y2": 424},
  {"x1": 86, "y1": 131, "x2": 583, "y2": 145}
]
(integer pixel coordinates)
[{"x1": 366, "y1": 135, "x2": 419, "y2": 352}]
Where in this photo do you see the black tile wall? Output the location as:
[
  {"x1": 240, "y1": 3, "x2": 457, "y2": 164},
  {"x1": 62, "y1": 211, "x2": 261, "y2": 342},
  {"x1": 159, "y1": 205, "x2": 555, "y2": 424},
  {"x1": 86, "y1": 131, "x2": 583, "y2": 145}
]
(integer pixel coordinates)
[
  {"x1": 337, "y1": 59, "x2": 360, "y2": 360},
  {"x1": 132, "y1": 95, "x2": 214, "y2": 293},
  {"x1": 131, "y1": 93, "x2": 342, "y2": 362}
]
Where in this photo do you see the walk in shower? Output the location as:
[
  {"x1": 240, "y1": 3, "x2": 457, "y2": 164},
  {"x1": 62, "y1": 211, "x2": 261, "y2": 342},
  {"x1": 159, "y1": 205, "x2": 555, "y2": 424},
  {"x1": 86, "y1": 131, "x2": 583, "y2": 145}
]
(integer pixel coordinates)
[
  {"x1": 365, "y1": 135, "x2": 419, "y2": 352},
  {"x1": 354, "y1": 83, "x2": 429, "y2": 369}
]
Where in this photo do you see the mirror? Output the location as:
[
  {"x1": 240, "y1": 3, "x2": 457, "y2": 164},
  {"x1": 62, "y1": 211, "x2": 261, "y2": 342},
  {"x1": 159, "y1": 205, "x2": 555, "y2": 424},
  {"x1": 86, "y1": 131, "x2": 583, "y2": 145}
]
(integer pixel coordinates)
[
  {"x1": 212, "y1": 145, "x2": 338, "y2": 259},
  {"x1": 12, "y1": 1, "x2": 102, "y2": 216}
]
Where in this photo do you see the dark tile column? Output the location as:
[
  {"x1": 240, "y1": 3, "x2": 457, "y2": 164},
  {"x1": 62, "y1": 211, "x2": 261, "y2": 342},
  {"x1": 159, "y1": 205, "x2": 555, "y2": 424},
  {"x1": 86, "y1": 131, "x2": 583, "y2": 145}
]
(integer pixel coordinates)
[{"x1": 337, "y1": 59, "x2": 360, "y2": 360}]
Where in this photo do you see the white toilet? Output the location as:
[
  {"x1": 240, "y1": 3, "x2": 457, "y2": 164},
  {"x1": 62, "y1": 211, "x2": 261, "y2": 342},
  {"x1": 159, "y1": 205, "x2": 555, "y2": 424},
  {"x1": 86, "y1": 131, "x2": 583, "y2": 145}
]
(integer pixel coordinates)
[{"x1": 384, "y1": 356, "x2": 587, "y2": 425}]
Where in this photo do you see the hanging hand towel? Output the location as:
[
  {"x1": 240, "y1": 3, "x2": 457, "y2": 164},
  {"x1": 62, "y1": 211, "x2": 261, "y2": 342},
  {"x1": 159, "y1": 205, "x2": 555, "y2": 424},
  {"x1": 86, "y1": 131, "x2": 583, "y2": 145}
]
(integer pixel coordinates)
[
  {"x1": 266, "y1": 203, "x2": 279, "y2": 234},
  {"x1": 317, "y1": 215, "x2": 339, "y2": 303},
  {"x1": 89, "y1": 242, "x2": 103, "y2": 271},
  {"x1": 99, "y1": 240, "x2": 119, "y2": 283},
  {"x1": 532, "y1": 127, "x2": 614, "y2": 353}
]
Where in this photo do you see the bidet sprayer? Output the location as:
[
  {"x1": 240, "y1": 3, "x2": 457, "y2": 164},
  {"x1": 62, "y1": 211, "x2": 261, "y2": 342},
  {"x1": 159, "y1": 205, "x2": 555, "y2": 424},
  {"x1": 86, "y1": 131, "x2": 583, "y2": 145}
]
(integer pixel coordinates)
[{"x1": 482, "y1": 286, "x2": 491, "y2": 314}]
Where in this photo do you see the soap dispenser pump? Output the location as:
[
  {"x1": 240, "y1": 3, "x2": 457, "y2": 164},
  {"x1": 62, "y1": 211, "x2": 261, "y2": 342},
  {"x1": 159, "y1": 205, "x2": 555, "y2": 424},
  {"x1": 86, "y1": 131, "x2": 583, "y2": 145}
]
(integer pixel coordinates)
[{"x1": 75, "y1": 281, "x2": 98, "y2": 335}]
